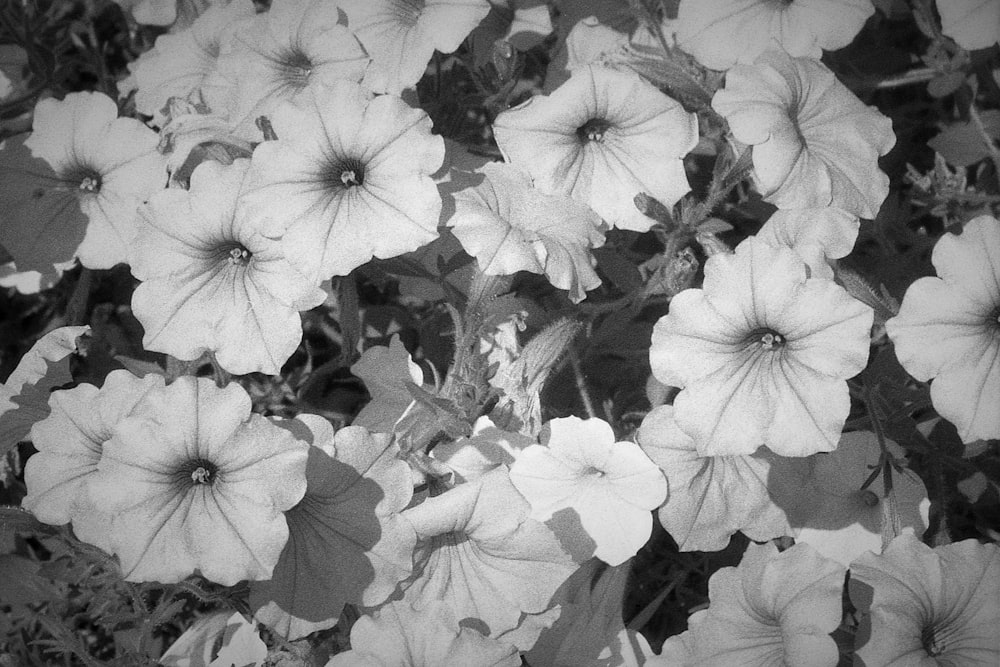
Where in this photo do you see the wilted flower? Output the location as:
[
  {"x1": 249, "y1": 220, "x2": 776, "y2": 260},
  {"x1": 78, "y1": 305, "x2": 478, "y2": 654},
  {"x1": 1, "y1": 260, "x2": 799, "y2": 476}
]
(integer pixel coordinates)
[
  {"x1": 850, "y1": 534, "x2": 1000, "y2": 666},
  {"x1": 886, "y1": 216, "x2": 1000, "y2": 442},
  {"x1": 87, "y1": 377, "x2": 310, "y2": 584},
  {"x1": 22, "y1": 370, "x2": 164, "y2": 551},
  {"x1": 754, "y1": 207, "x2": 860, "y2": 280},
  {"x1": 125, "y1": 0, "x2": 254, "y2": 124},
  {"x1": 449, "y1": 161, "x2": 606, "y2": 303},
  {"x1": 676, "y1": 0, "x2": 875, "y2": 71},
  {"x1": 636, "y1": 405, "x2": 810, "y2": 552},
  {"x1": 337, "y1": 0, "x2": 491, "y2": 94},
  {"x1": 0, "y1": 92, "x2": 166, "y2": 271},
  {"x1": 242, "y1": 80, "x2": 445, "y2": 281},
  {"x1": 936, "y1": 0, "x2": 1000, "y2": 51},
  {"x1": 713, "y1": 50, "x2": 895, "y2": 219},
  {"x1": 689, "y1": 542, "x2": 846, "y2": 666},
  {"x1": 650, "y1": 236, "x2": 873, "y2": 457},
  {"x1": 131, "y1": 159, "x2": 326, "y2": 376},
  {"x1": 509, "y1": 416, "x2": 667, "y2": 565},
  {"x1": 326, "y1": 600, "x2": 521, "y2": 667},
  {"x1": 212, "y1": 0, "x2": 368, "y2": 139},
  {"x1": 493, "y1": 65, "x2": 698, "y2": 231}
]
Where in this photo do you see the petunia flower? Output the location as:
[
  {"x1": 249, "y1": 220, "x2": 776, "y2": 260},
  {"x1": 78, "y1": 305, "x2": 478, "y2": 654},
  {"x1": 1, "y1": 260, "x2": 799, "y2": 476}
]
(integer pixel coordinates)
[
  {"x1": 211, "y1": 0, "x2": 368, "y2": 140},
  {"x1": 754, "y1": 207, "x2": 860, "y2": 280},
  {"x1": 401, "y1": 466, "x2": 577, "y2": 639},
  {"x1": 493, "y1": 65, "x2": 698, "y2": 232},
  {"x1": 86, "y1": 376, "x2": 310, "y2": 584},
  {"x1": 449, "y1": 161, "x2": 606, "y2": 303},
  {"x1": 160, "y1": 611, "x2": 267, "y2": 667},
  {"x1": 0, "y1": 258, "x2": 75, "y2": 294},
  {"x1": 125, "y1": 0, "x2": 254, "y2": 125},
  {"x1": 543, "y1": 0, "x2": 636, "y2": 92},
  {"x1": 712, "y1": 50, "x2": 895, "y2": 220},
  {"x1": 790, "y1": 431, "x2": 929, "y2": 567},
  {"x1": 325, "y1": 599, "x2": 521, "y2": 667},
  {"x1": 688, "y1": 542, "x2": 846, "y2": 666},
  {"x1": 508, "y1": 416, "x2": 667, "y2": 566},
  {"x1": 22, "y1": 370, "x2": 165, "y2": 552},
  {"x1": 250, "y1": 418, "x2": 415, "y2": 640},
  {"x1": 650, "y1": 236, "x2": 873, "y2": 457},
  {"x1": 337, "y1": 0, "x2": 491, "y2": 94},
  {"x1": 936, "y1": 0, "x2": 1000, "y2": 51},
  {"x1": 432, "y1": 415, "x2": 534, "y2": 483},
  {"x1": 676, "y1": 0, "x2": 875, "y2": 71},
  {"x1": 350, "y1": 335, "x2": 424, "y2": 434},
  {"x1": 849, "y1": 534, "x2": 1000, "y2": 666},
  {"x1": 0, "y1": 326, "x2": 89, "y2": 460},
  {"x1": 241, "y1": 80, "x2": 445, "y2": 281},
  {"x1": 886, "y1": 215, "x2": 1000, "y2": 442},
  {"x1": 0, "y1": 44, "x2": 27, "y2": 102},
  {"x1": 130, "y1": 158, "x2": 326, "y2": 376},
  {"x1": 0, "y1": 92, "x2": 167, "y2": 271},
  {"x1": 636, "y1": 405, "x2": 810, "y2": 552}
]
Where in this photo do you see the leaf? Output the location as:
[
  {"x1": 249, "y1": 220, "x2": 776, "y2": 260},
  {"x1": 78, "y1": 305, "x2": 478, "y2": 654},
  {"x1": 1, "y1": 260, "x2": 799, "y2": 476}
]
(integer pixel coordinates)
[
  {"x1": 160, "y1": 611, "x2": 266, "y2": 667},
  {"x1": 926, "y1": 72, "x2": 966, "y2": 98},
  {"x1": 0, "y1": 326, "x2": 90, "y2": 458},
  {"x1": 928, "y1": 111, "x2": 1000, "y2": 167},
  {"x1": 0, "y1": 554, "x2": 60, "y2": 612},
  {"x1": 250, "y1": 425, "x2": 415, "y2": 640}
]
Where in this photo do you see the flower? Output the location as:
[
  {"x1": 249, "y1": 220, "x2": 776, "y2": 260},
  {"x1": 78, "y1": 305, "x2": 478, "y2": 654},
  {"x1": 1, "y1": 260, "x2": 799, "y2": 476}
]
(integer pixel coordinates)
[
  {"x1": 241, "y1": 80, "x2": 445, "y2": 280},
  {"x1": 401, "y1": 467, "x2": 577, "y2": 638},
  {"x1": 449, "y1": 161, "x2": 606, "y2": 303},
  {"x1": 712, "y1": 50, "x2": 895, "y2": 219},
  {"x1": 0, "y1": 326, "x2": 89, "y2": 460},
  {"x1": 250, "y1": 418, "x2": 416, "y2": 640},
  {"x1": 790, "y1": 431, "x2": 929, "y2": 567},
  {"x1": 688, "y1": 542, "x2": 846, "y2": 666},
  {"x1": 508, "y1": 416, "x2": 667, "y2": 565},
  {"x1": 0, "y1": 93, "x2": 167, "y2": 271},
  {"x1": 337, "y1": 0, "x2": 492, "y2": 94},
  {"x1": 86, "y1": 376, "x2": 310, "y2": 584},
  {"x1": 650, "y1": 236, "x2": 873, "y2": 457},
  {"x1": 936, "y1": 0, "x2": 1000, "y2": 51},
  {"x1": 211, "y1": 0, "x2": 368, "y2": 140},
  {"x1": 636, "y1": 405, "x2": 810, "y2": 552},
  {"x1": 125, "y1": 0, "x2": 254, "y2": 124},
  {"x1": 886, "y1": 215, "x2": 1000, "y2": 442},
  {"x1": 754, "y1": 207, "x2": 860, "y2": 280},
  {"x1": 350, "y1": 334, "x2": 425, "y2": 434},
  {"x1": 849, "y1": 534, "x2": 1000, "y2": 666},
  {"x1": 676, "y1": 0, "x2": 875, "y2": 71},
  {"x1": 0, "y1": 44, "x2": 27, "y2": 102},
  {"x1": 130, "y1": 158, "x2": 325, "y2": 376},
  {"x1": 22, "y1": 370, "x2": 164, "y2": 551},
  {"x1": 0, "y1": 258, "x2": 75, "y2": 294},
  {"x1": 493, "y1": 65, "x2": 698, "y2": 232},
  {"x1": 325, "y1": 600, "x2": 521, "y2": 667},
  {"x1": 432, "y1": 416, "x2": 534, "y2": 483}
]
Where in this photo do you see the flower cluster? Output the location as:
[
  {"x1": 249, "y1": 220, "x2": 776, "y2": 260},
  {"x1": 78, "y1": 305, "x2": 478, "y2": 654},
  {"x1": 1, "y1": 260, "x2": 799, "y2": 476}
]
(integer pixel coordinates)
[{"x1": 2, "y1": 0, "x2": 999, "y2": 664}]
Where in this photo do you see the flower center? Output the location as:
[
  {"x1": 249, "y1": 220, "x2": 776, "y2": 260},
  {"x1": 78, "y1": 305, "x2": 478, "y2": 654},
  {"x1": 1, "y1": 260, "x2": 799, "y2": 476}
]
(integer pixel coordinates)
[
  {"x1": 276, "y1": 48, "x2": 313, "y2": 90},
  {"x1": 227, "y1": 244, "x2": 251, "y2": 266},
  {"x1": 324, "y1": 156, "x2": 366, "y2": 191},
  {"x1": 747, "y1": 328, "x2": 786, "y2": 351},
  {"x1": 66, "y1": 165, "x2": 103, "y2": 194},
  {"x1": 921, "y1": 624, "x2": 945, "y2": 657},
  {"x1": 582, "y1": 465, "x2": 605, "y2": 478},
  {"x1": 177, "y1": 458, "x2": 219, "y2": 487},
  {"x1": 577, "y1": 118, "x2": 612, "y2": 144},
  {"x1": 79, "y1": 175, "x2": 100, "y2": 192}
]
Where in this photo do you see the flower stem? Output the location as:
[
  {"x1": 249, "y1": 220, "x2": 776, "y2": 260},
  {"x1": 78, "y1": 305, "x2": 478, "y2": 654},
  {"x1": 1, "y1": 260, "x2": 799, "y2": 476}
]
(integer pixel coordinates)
[{"x1": 969, "y1": 101, "x2": 1000, "y2": 189}]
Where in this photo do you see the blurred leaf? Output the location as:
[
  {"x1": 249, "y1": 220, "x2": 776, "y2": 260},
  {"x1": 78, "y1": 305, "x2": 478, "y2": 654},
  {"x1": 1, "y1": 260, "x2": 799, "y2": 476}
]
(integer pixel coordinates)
[{"x1": 928, "y1": 111, "x2": 1000, "y2": 166}]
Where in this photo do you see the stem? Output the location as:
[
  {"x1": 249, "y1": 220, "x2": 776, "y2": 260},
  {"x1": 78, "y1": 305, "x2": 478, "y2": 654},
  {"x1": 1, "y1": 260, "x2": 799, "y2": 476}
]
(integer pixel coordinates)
[
  {"x1": 567, "y1": 345, "x2": 597, "y2": 419},
  {"x1": 66, "y1": 268, "x2": 93, "y2": 326}
]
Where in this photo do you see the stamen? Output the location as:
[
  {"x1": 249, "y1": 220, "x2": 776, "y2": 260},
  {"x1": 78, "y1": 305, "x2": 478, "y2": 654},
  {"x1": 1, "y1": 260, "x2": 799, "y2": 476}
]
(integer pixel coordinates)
[
  {"x1": 191, "y1": 466, "x2": 213, "y2": 485},
  {"x1": 228, "y1": 246, "x2": 251, "y2": 265}
]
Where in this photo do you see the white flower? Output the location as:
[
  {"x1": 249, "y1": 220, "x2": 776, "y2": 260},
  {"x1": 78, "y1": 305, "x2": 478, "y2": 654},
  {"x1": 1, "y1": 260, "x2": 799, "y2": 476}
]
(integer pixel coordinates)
[
  {"x1": 508, "y1": 416, "x2": 667, "y2": 565},
  {"x1": 755, "y1": 207, "x2": 860, "y2": 279},
  {"x1": 712, "y1": 50, "x2": 895, "y2": 219},
  {"x1": 886, "y1": 215, "x2": 1000, "y2": 442},
  {"x1": 493, "y1": 65, "x2": 698, "y2": 231},
  {"x1": 676, "y1": 0, "x2": 875, "y2": 71},
  {"x1": 131, "y1": 158, "x2": 325, "y2": 375},
  {"x1": 650, "y1": 236, "x2": 873, "y2": 457},
  {"x1": 241, "y1": 80, "x2": 444, "y2": 280},
  {"x1": 337, "y1": 0, "x2": 491, "y2": 94}
]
